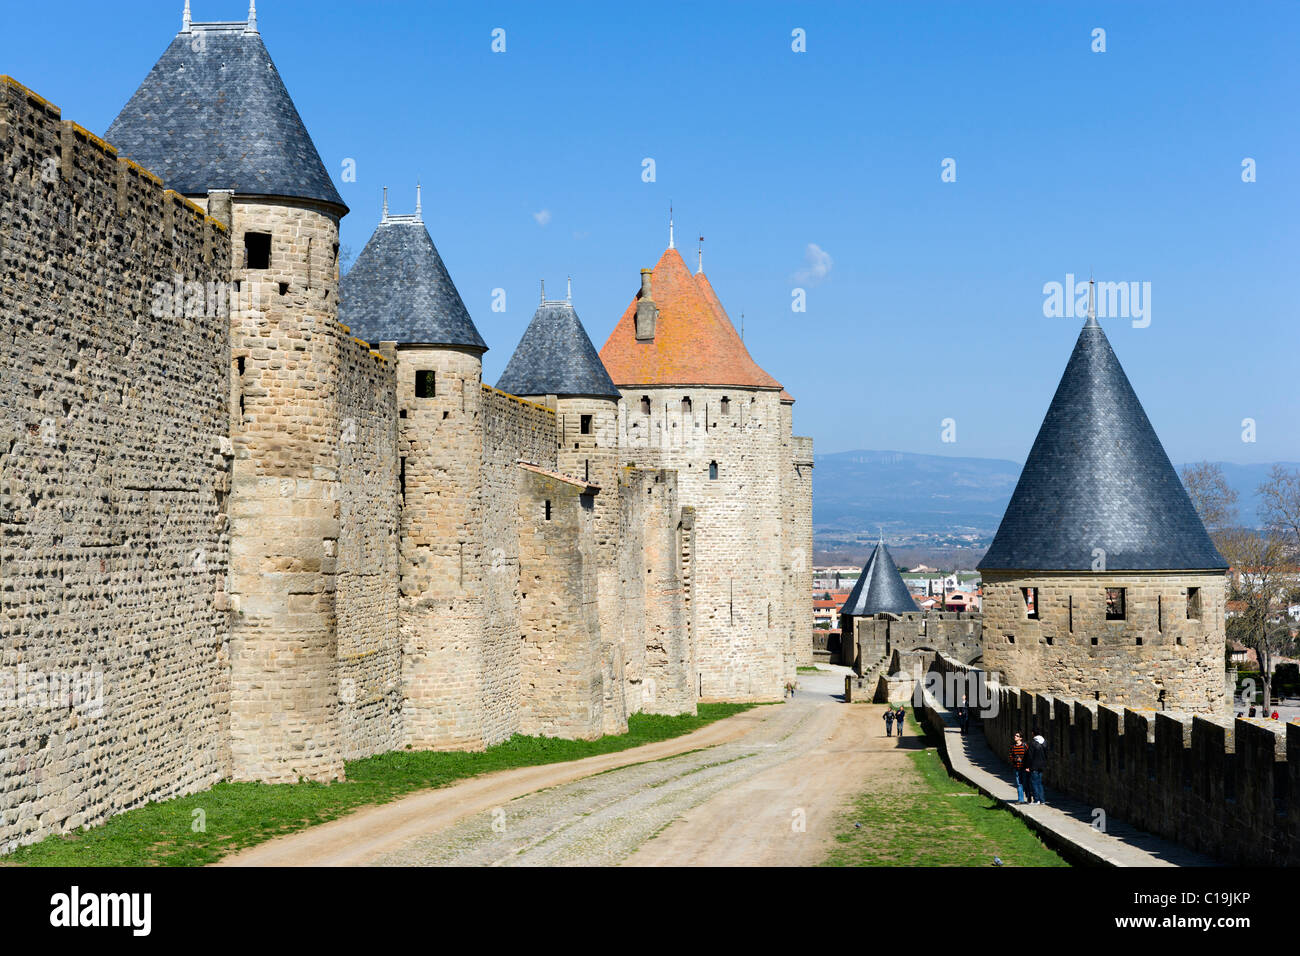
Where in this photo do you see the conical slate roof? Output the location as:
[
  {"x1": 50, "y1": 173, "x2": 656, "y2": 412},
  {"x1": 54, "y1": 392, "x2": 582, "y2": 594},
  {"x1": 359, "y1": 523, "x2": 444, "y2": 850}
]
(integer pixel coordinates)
[
  {"x1": 339, "y1": 216, "x2": 486, "y2": 350},
  {"x1": 106, "y1": 19, "x2": 345, "y2": 212},
  {"x1": 600, "y1": 248, "x2": 782, "y2": 389},
  {"x1": 841, "y1": 542, "x2": 916, "y2": 616},
  {"x1": 496, "y1": 298, "x2": 620, "y2": 399},
  {"x1": 978, "y1": 316, "x2": 1226, "y2": 572}
]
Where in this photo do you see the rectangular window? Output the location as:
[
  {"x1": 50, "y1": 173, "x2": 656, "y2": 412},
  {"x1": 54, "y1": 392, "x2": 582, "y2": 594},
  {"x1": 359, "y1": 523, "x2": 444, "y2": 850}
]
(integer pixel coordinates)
[
  {"x1": 415, "y1": 370, "x2": 436, "y2": 398},
  {"x1": 1021, "y1": 587, "x2": 1038, "y2": 620},
  {"x1": 544, "y1": 499, "x2": 552, "y2": 521},
  {"x1": 244, "y1": 232, "x2": 271, "y2": 270},
  {"x1": 580, "y1": 414, "x2": 592, "y2": 435},
  {"x1": 1187, "y1": 587, "x2": 1202, "y2": 620},
  {"x1": 640, "y1": 396, "x2": 651, "y2": 415},
  {"x1": 1105, "y1": 587, "x2": 1126, "y2": 621}
]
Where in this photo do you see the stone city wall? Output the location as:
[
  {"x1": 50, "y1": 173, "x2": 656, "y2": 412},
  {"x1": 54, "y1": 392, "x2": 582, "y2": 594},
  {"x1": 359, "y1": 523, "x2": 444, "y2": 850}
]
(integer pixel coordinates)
[
  {"x1": 0, "y1": 78, "x2": 232, "y2": 849},
  {"x1": 517, "y1": 465, "x2": 603, "y2": 738},
  {"x1": 335, "y1": 334, "x2": 400, "y2": 759},
  {"x1": 481, "y1": 385, "x2": 560, "y2": 742}
]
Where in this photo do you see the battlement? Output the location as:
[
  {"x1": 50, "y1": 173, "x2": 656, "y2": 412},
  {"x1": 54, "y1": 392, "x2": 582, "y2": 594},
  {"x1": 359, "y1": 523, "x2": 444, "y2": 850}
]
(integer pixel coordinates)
[{"x1": 927, "y1": 653, "x2": 1299, "y2": 866}]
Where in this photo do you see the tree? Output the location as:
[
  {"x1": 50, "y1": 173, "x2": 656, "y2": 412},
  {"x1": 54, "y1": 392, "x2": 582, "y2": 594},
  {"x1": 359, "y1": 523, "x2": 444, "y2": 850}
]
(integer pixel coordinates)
[
  {"x1": 1259, "y1": 464, "x2": 1300, "y2": 549},
  {"x1": 1180, "y1": 461, "x2": 1239, "y2": 539},
  {"x1": 1219, "y1": 526, "x2": 1291, "y2": 710}
]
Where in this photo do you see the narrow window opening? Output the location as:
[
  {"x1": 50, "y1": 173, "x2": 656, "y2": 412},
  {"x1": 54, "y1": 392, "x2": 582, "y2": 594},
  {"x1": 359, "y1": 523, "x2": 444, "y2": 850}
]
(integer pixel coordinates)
[
  {"x1": 399, "y1": 457, "x2": 406, "y2": 500},
  {"x1": 277, "y1": 281, "x2": 289, "y2": 296},
  {"x1": 1157, "y1": 595, "x2": 1163, "y2": 633},
  {"x1": 1136, "y1": 636, "x2": 1143, "y2": 646},
  {"x1": 681, "y1": 396, "x2": 692, "y2": 414},
  {"x1": 415, "y1": 370, "x2": 436, "y2": 398},
  {"x1": 580, "y1": 414, "x2": 592, "y2": 435},
  {"x1": 720, "y1": 396, "x2": 730, "y2": 415},
  {"x1": 244, "y1": 232, "x2": 271, "y2": 270},
  {"x1": 1187, "y1": 587, "x2": 1202, "y2": 620},
  {"x1": 1091, "y1": 637, "x2": 1099, "y2": 645},
  {"x1": 708, "y1": 460, "x2": 718, "y2": 480},
  {"x1": 399, "y1": 409, "x2": 407, "y2": 419},
  {"x1": 1105, "y1": 587, "x2": 1126, "y2": 621},
  {"x1": 1068, "y1": 595, "x2": 1074, "y2": 633},
  {"x1": 640, "y1": 396, "x2": 651, "y2": 415},
  {"x1": 544, "y1": 500, "x2": 551, "y2": 521},
  {"x1": 1021, "y1": 587, "x2": 1038, "y2": 620}
]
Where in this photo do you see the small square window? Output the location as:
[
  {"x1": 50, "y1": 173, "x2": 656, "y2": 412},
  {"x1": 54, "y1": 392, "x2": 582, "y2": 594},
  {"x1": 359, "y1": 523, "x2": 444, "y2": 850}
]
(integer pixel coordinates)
[
  {"x1": 580, "y1": 414, "x2": 592, "y2": 435},
  {"x1": 244, "y1": 232, "x2": 271, "y2": 270},
  {"x1": 415, "y1": 370, "x2": 435, "y2": 398},
  {"x1": 1105, "y1": 587, "x2": 1126, "y2": 621}
]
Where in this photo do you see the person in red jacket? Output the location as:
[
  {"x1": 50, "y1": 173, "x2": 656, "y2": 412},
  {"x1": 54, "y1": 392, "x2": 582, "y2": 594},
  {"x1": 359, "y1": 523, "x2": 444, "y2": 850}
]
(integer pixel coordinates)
[{"x1": 1009, "y1": 731, "x2": 1028, "y2": 804}]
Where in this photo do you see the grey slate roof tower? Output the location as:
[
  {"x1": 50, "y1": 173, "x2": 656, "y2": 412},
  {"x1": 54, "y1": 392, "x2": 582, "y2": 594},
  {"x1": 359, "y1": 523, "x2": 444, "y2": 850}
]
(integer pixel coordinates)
[
  {"x1": 338, "y1": 197, "x2": 487, "y2": 350},
  {"x1": 978, "y1": 309, "x2": 1225, "y2": 573},
  {"x1": 496, "y1": 292, "x2": 621, "y2": 398},
  {"x1": 840, "y1": 541, "x2": 916, "y2": 617},
  {"x1": 105, "y1": 6, "x2": 345, "y2": 214}
]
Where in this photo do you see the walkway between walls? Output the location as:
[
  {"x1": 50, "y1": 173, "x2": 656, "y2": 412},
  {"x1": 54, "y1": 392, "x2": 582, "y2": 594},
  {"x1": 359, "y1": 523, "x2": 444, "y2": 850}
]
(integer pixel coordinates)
[{"x1": 918, "y1": 689, "x2": 1217, "y2": 867}]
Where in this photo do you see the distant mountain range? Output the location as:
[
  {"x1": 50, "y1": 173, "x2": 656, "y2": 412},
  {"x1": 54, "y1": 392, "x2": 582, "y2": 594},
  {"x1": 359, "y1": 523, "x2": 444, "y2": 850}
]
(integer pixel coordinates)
[{"x1": 813, "y1": 450, "x2": 1296, "y2": 564}]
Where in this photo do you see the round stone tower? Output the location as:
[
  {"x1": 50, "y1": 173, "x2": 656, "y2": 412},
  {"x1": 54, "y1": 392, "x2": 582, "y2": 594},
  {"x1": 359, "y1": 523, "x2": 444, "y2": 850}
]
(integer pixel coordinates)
[
  {"x1": 339, "y1": 190, "x2": 492, "y2": 750},
  {"x1": 977, "y1": 290, "x2": 1228, "y2": 715},
  {"x1": 106, "y1": 4, "x2": 352, "y2": 782}
]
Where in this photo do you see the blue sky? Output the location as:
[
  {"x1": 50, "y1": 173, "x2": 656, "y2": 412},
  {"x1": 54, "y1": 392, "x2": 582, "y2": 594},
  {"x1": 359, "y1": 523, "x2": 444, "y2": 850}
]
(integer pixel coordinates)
[{"x1": 5, "y1": 1, "x2": 1296, "y2": 464}]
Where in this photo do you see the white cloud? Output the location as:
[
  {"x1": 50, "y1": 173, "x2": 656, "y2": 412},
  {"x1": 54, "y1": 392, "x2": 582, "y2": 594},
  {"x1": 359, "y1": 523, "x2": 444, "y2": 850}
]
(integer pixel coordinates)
[
  {"x1": 533, "y1": 209, "x2": 552, "y2": 227},
  {"x1": 793, "y1": 243, "x2": 833, "y2": 284}
]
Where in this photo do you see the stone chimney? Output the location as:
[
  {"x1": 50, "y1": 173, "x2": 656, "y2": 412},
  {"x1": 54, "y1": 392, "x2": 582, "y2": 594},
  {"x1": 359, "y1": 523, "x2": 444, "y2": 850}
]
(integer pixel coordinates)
[{"x1": 635, "y1": 268, "x2": 657, "y2": 341}]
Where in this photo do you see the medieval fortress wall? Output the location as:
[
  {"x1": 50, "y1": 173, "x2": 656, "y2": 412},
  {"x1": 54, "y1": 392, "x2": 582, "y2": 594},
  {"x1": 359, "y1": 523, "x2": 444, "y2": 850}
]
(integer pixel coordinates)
[
  {"x1": 0, "y1": 74, "x2": 812, "y2": 850},
  {"x1": 0, "y1": 79, "x2": 233, "y2": 843}
]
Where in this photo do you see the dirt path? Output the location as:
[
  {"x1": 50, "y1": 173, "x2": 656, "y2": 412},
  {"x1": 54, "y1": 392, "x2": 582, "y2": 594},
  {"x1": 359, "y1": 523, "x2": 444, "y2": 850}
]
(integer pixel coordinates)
[{"x1": 222, "y1": 668, "x2": 913, "y2": 867}]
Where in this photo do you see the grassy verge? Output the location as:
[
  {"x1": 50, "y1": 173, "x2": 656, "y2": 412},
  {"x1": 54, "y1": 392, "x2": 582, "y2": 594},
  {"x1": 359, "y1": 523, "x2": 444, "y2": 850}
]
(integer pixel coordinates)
[
  {"x1": 8, "y1": 702, "x2": 754, "y2": 867},
  {"x1": 824, "y1": 708, "x2": 1066, "y2": 867},
  {"x1": 796, "y1": 665, "x2": 821, "y2": 673}
]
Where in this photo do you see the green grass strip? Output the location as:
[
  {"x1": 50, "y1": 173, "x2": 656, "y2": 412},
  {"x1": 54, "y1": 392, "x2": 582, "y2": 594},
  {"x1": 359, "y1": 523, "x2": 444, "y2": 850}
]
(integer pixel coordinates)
[
  {"x1": 823, "y1": 709, "x2": 1067, "y2": 867},
  {"x1": 7, "y1": 702, "x2": 754, "y2": 867}
]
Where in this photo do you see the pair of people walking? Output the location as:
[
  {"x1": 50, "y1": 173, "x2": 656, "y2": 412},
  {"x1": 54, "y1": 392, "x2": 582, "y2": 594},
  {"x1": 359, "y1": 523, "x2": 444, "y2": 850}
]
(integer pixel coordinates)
[
  {"x1": 1009, "y1": 729, "x2": 1048, "y2": 806},
  {"x1": 883, "y1": 705, "x2": 906, "y2": 738}
]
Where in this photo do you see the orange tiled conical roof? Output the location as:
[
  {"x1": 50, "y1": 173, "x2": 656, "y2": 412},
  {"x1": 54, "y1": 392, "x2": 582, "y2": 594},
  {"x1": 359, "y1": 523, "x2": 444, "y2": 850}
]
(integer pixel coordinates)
[{"x1": 599, "y1": 247, "x2": 782, "y2": 389}]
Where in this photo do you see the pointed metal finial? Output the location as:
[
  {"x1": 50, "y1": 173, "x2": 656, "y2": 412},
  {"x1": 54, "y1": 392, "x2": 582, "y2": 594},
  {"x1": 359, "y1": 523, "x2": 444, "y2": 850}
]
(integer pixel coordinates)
[
  {"x1": 697, "y1": 236, "x2": 703, "y2": 274},
  {"x1": 246, "y1": 0, "x2": 257, "y2": 33},
  {"x1": 540, "y1": 279, "x2": 545, "y2": 304},
  {"x1": 381, "y1": 186, "x2": 388, "y2": 222},
  {"x1": 668, "y1": 204, "x2": 674, "y2": 249},
  {"x1": 182, "y1": 0, "x2": 192, "y2": 32},
  {"x1": 415, "y1": 181, "x2": 422, "y2": 220},
  {"x1": 1085, "y1": 271, "x2": 1098, "y2": 328},
  {"x1": 566, "y1": 275, "x2": 572, "y2": 302}
]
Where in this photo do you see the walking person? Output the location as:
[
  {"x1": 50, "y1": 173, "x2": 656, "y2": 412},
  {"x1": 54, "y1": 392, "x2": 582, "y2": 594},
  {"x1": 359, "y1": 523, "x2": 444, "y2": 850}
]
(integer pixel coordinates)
[
  {"x1": 883, "y1": 707, "x2": 894, "y2": 737},
  {"x1": 1009, "y1": 732, "x2": 1028, "y2": 803},
  {"x1": 1025, "y1": 728, "x2": 1048, "y2": 806},
  {"x1": 958, "y1": 696, "x2": 971, "y2": 735},
  {"x1": 894, "y1": 706, "x2": 906, "y2": 739}
]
